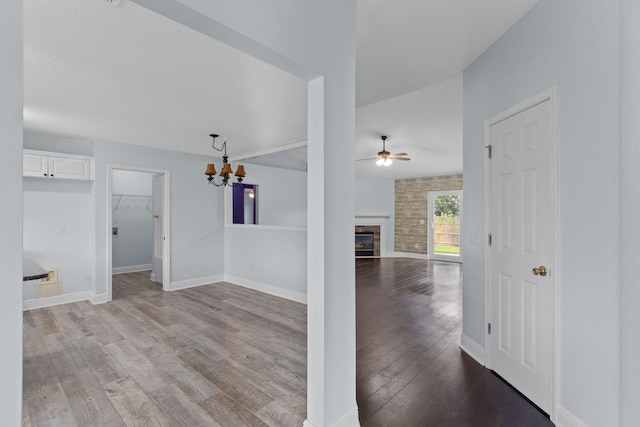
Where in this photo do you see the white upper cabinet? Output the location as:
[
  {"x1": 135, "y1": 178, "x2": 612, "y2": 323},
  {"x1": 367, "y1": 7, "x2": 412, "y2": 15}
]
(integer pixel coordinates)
[
  {"x1": 23, "y1": 150, "x2": 95, "y2": 181},
  {"x1": 23, "y1": 153, "x2": 49, "y2": 177}
]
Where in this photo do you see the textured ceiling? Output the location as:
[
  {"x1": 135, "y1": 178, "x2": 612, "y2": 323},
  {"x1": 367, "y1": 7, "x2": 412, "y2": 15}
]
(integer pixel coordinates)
[
  {"x1": 23, "y1": 0, "x2": 539, "y2": 178},
  {"x1": 356, "y1": 0, "x2": 539, "y2": 107},
  {"x1": 355, "y1": 75, "x2": 462, "y2": 180},
  {"x1": 23, "y1": 0, "x2": 308, "y2": 158}
]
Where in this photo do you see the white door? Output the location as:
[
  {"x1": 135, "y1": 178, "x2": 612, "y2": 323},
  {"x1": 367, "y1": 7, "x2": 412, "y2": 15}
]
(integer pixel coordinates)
[
  {"x1": 151, "y1": 173, "x2": 163, "y2": 284},
  {"x1": 428, "y1": 190, "x2": 462, "y2": 262},
  {"x1": 488, "y1": 97, "x2": 555, "y2": 414}
]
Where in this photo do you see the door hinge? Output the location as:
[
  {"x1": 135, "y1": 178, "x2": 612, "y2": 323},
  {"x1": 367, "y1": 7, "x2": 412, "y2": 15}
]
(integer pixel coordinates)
[
  {"x1": 488, "y1": 233, "x2": 492, "y2": 246},
  {"x1": 488, "y1": 323, "x2": 492, "y2": 334},
  {"x1": 486, "y1": 145, "x2": 492, "y2": 159}
]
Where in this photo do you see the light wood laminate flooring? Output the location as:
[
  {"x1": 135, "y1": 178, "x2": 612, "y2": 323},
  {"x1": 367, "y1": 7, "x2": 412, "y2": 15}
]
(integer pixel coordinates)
[
  {"x1": 23, "y1": 271, "x2": 307, "y2": 426},
  {"x1": 24, "y1": 260, "x2": 553, "y2": 426}
]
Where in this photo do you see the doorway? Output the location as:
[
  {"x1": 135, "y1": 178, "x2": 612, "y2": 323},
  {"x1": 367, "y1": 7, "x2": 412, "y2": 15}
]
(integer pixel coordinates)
[
  {"x1": 429, "y1": 190, "x2": 463, "y2": 262},
  {"x1": 107, "y1": 165, "x2": 170, "y2": 301},
  {"x1": 485, "y1": 88, "x2": 557, "y2": 417}
]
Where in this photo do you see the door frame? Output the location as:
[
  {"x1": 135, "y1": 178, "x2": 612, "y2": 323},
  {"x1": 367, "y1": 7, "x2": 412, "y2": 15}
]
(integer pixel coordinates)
[
  {"x1": 428, "y1": 190, "x2": 463, "y2": 263},
  {"x1": 106, "y1": 164, "x2": 171, "y2": 301},
  {"x1": 484, "y1": 85, "x2": 558, "y2": 421}
]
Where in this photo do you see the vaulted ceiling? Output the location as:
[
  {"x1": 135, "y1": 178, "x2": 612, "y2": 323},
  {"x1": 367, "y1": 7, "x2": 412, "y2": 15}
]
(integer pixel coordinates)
[{"x1": 23, "y1": 0, "x2": 538, "y2": 179}]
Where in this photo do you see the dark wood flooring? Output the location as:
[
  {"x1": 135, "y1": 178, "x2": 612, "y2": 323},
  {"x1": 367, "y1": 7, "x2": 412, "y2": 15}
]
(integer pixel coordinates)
[
  {"x1": 355, "y1": 258, "x2": 554, "y2": 426},
  {"x1": 23, "y1": 260, "x2": 554, "y2": 426}
]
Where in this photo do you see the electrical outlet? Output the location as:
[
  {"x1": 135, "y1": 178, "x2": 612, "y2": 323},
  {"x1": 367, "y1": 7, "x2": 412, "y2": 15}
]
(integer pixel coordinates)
[{"x1": 59, "y1": 226, "x2": 66, "y2": 234}]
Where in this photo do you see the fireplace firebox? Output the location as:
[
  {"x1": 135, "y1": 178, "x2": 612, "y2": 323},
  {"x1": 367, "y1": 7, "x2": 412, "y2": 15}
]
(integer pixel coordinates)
[{"x1": 355, "y1": 232, "x2": 375, "y2": 257}]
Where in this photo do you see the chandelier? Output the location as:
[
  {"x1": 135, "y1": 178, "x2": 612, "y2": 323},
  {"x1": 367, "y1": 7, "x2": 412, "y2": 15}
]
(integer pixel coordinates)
[{"x1": 204, "y1": 134, "x2": 246, "y2": 187}]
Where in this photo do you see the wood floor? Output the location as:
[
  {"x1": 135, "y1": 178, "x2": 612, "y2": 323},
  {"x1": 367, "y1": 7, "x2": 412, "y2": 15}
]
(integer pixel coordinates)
[
  {"x1": 355, "y1": 258, "x2": 553, "y2": 426},
  {"x1": 23, "y1": 271, "x2": 307, "y2": 426},
  {"x1": 23, "y1": 260, "x2": 554, "y2": 426}
]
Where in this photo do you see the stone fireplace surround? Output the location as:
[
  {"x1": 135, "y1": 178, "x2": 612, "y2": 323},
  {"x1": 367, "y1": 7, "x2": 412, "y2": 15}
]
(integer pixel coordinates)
[{"x1": 355, "y1": 216, "x2": 387, "y2": 257}]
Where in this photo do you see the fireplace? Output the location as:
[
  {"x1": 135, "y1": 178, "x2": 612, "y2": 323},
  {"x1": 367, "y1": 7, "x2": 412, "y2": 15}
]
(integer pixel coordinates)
[
  {"x1": 355, "y1": 224, "x2": 381, "y2": 257},
  {"x1": 355, "y1": 232, "x2": 375, "y2": 257}
]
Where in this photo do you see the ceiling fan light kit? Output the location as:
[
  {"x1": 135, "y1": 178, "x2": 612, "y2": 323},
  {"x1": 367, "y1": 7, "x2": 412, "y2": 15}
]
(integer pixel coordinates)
[{"x1": 358, "y1": 135, "x2": 411, "y2": 167}]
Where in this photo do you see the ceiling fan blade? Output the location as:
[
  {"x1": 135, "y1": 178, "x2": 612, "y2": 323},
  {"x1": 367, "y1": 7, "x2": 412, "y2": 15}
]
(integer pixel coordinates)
[
  {"x1": 394, "y1": 157, "x2": 411, "y2": 161},
  {"x1": 356, "y1": 158, "x2": 376, "y2": 162},
  {"x1": 390, "y1": 152, "x2": 408, "y2": 157}
]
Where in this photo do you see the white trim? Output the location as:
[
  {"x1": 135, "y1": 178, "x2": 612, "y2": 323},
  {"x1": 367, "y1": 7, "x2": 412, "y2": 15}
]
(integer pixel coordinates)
[
  {"x1": 232, "y1": 139, "x2": 307, "y2": 161},
  {"x1": 555, "y1": 406, "x2": 587, "y2": 427},
  {"x1": 459, "y1": 334, "x2": 485, "y2": 365},
  {"x1": 112, "y1": 264, "x2": 152, "y2": 275},
  {"x1": 225, "y1": 223, "x2": 306, "y2": 232},
  {"x1": 355, "y1": 216, "x2": 387, "y2": 257},
  {"x1": 89, "y1": 292, "x2": 109, "y2": 305},
  {"x1": 330, "y1": 406, "x2": 360, "y2": 427},
  {"x1": 169, "y1": 275, "x2": 224, "y2": 292},
  {"x1": 386, "y1": 251, "x2": 429, "y2": 259},
  {"x1": 23, "y1": 291, "x2": 91, "y2": 311},
  {"x1": 107, "y1": 165, "x2": 171, "y2": 302},
  {"x1": 304, "y1": 406, "x2": 359, "y2": 427},
  {"x1": 224, "y1": 275, "x2": 307, "y2": 304},
  {"x1": 484, "y1": 85, "x2": 558, "y2": 421},
  {"x1": 169, "y1": 273, "x2": 308, "y2": 304}
]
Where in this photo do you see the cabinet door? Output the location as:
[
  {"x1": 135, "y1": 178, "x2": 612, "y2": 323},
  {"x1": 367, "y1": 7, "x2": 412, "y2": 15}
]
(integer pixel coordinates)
[
  {"x1": 48, "y1": 156, "x2": 91, "y2": 180},
  {"x1": 23, "y1": 154, "x2": 49, "y2": 177}
]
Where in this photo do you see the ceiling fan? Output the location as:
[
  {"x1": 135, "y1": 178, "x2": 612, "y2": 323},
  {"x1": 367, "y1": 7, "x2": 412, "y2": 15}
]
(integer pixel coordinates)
[{"x1": 357, "y1": 135, "x2": 411, "y2": 167}]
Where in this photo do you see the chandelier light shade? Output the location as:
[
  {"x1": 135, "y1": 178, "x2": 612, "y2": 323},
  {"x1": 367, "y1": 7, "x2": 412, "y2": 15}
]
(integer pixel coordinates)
[
  {"x1": 204, "y1": 134, "x2": 246, "y2": 187},
  {"x1": 204, "y1": 163, "x2": 217, "y2": 176}
]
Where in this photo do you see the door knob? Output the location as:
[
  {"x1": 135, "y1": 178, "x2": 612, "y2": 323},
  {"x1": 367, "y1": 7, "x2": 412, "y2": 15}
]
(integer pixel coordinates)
[{"x1": 532, "y1": 266, "x2": 548, "y2": 276}]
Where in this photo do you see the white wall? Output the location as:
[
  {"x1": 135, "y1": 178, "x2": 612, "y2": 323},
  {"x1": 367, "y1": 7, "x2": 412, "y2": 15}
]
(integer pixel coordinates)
[
  {"x1": 112, "y1": 169, "x2": 153, "y2": 195},
  {"x1": 224, "y1": 163, "x2": 307, "y2": 301},
  {"x1": 130, "y1": 1, "x2": 358, "y2": 425},
  {"x1": 355, "y1": 175, "x2": 395, "y2": 252},
  {"x1": 621, "y1": 0, "x2": 640, "y2": 424},
  {"x1": 0, "y1": 0, "x2": 23, "y2": 422},
  {"x1": 225, "y1": 227, "x2": 307, "y2": 301},
  {"x1": 112, "y1": 170, "x2": 153, "y2": 270},
  {"x1": 23, "y1": 179, "x2": 95, "y2": 300},
  {"x1": 241, "y1": 163, "x2": 307, "y2": 227},
  {"x1": 22, "y1": 134, "x2": 96, "y2": 302},
  {"x1": 462, "y1": 0, "x2": 621, "y2": 425},
  {"x1": 94, "y1": 140, "x2": 226, "y2": 296}
]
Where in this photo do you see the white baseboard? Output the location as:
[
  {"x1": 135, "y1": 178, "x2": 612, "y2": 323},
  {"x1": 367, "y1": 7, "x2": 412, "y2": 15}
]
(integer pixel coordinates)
[
  {"x1": 112, "y1": 264, "x2": 152, "y2": 275},
  {"x1": 556, "y1": 405, "x2": 587, "y2": 427},
  {"x1": 303, "y1": 406, "x2": 360, "y2": 427},
  {"x1": 149, "y1": 273, "x2": 156, "y2": 282},
  {"x1": 23, "y1": 291, "x2": 91, "y2": 311},
  {"x1": 459, "y1": 334, "x2": 486, "y2": 366},
  {"x1": 387, "y1": 251, "x2": 429, "y2": 259},
  {"x1": 90, "y1": 292, "x2": 110, "y2": 305},
  {"x1": 169, "y1": 273, "x2": 307, "y2": 305},
  {"x1": 224, "y1": 275, "x2": 307, "y2": 305},
  {"x1": 169, "y1": 275, "x2": 224, "y2": 292}
]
